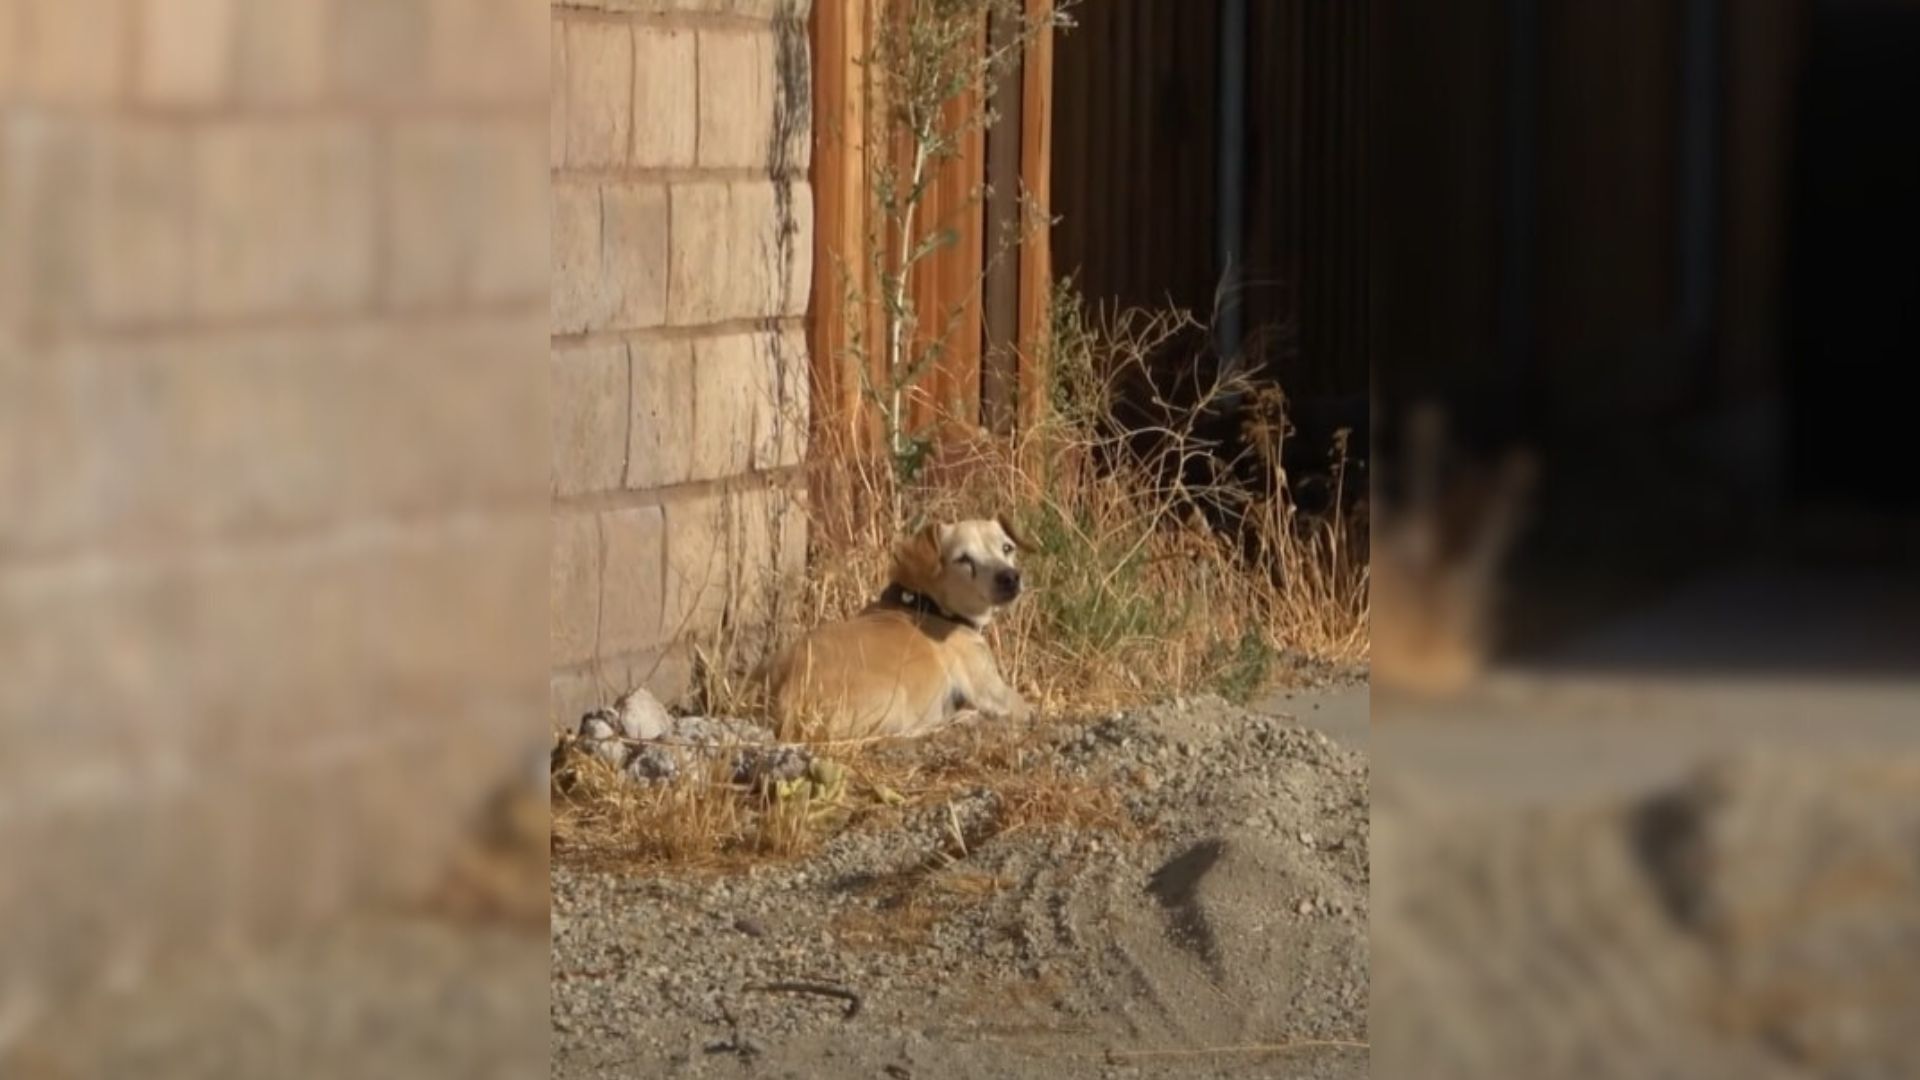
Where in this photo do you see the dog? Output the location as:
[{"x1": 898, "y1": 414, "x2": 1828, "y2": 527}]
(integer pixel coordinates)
[{"x1": 762, "y1": 515, "x2": 1034, "y2": 740}]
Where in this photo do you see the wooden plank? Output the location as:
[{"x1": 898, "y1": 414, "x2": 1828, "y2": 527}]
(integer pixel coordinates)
[
  {"x1": 862, "y1": 0, "x2": 891, "y2": 442},
  {"x1": 950, "y1": 31, "x2": 986, "y2": 432},
  {"x1": 904, "y1": 100, "x2": 944, "y2": 437},
  {"x1": 981, "y1": 7, "x2": 1023, "y2": 434},
  {"x1": 902, "y1": 16, "x2": 987, "y2": 440},
  {"x1": 808, "y1": 0, "x2": 876, "y2": 455},
  {"x1": 1015, "y1": 0, "x2": 1055, "y2": 437}
]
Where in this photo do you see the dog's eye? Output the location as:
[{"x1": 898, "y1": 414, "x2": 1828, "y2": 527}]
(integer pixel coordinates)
[
  {"x1": 1002, "y1": 542, "x2": 1014, "y2": 555},
  {"x1": 954, "y1": 553, "x2": 974, "y2": 567}
]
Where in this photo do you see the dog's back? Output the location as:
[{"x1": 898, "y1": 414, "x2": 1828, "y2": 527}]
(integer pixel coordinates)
[{"x1": 764, "y1": 608, "x2": 951, "y2": 739}]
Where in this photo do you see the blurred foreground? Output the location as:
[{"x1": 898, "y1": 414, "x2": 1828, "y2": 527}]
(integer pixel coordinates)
[
  {"x1": 2, "y1": 0, "x2": 551, "y2": 1072},
  {"x1": 1371, "y1": 414, "x2": 1920, "y2": 1078}
]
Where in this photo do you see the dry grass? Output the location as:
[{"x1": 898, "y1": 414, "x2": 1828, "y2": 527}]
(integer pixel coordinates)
[
  {"x1": 550, "y1": 750, "x2": 850, "y2": 868},
  {"x1": 738, "y1": 286, "x2": 1368, "y2": 714},
  {"x1": 551, "y1": 285, "x2": 1367, "y2": 872}
]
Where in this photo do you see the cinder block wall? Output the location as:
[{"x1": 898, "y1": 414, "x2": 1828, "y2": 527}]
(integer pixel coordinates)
[
  {"x1": 549, "y1": 0, "x2": 813, "y2": 727},
  {"x1": 0, "y1": 0, "x2": 548, "y2": 1037}
]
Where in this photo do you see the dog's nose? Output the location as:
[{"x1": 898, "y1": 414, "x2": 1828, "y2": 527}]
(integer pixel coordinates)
[{"x1": 995, "y1": 568, "x2": 1021, "y2": 597}]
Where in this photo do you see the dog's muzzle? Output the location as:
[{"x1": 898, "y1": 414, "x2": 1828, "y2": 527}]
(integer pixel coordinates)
[{"x1": 993, "y1": 567, "x2": 1022, "y2": 602}]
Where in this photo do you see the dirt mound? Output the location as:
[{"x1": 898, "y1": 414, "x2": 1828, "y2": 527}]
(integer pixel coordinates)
[
  {"x1": 1374, "y1": 753, "x2": 1920, "y2": 1080},
  {"x1": 552, "y1": 694, "x2": 1370, "y2": 1079}
]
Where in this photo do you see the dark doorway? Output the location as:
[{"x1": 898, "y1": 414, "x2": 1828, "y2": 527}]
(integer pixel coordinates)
[{"x1": 1784, "y1": 0, "x2": 1920, "y2": 525}]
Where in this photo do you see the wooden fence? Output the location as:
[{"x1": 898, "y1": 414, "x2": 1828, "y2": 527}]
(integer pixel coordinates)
[
  {"x1": 807, "y1": 0, "x2": 1057, "y2": 459},
  {"x1": 807, "y1": 0, "x2": 1376, "y2": 473},
  {"x1": 1051, "y1": 0, "x2": 1373, "y2": 400}
]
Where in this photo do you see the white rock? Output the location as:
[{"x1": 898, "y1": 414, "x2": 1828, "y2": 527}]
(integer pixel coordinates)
[
  {"x1": 577, "y1": 710, "x2": 631, "y2": 769},
  {"x1": 614, "y1": 687, "x2": 673, "y2": 742}
]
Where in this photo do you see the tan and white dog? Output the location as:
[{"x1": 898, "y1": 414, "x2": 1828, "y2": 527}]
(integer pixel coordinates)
[{"x1": 763, "y1": 516, "x2": 1034, "y2": 740}]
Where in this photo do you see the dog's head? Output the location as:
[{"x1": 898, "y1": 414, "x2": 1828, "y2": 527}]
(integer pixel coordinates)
[{"x1": 891, "y1": 514, "x2": 1033, "y2": 623}]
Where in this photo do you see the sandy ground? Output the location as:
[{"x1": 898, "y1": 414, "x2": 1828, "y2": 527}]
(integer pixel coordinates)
[
  {"x1": 0, "y1": 920, "x2": 550, "y2": 1080},
  {"x1": 2, "y1": 687, "x2": 1371, "y2": 1080},
  {"x1": 551, "y1": 693, "x2": 1371, "y2": 1080},
  {"x1": 1368, "y1": 564, "x2": 1920, "y2": 1079}
]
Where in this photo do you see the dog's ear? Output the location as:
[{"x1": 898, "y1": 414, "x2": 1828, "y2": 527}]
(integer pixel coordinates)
[
  {"x1": 892, "y1": 522, "x2": 944, "y2": 590},
  {"x1": 996, "y1": 512, "x2": 1035, "y2": 553}
]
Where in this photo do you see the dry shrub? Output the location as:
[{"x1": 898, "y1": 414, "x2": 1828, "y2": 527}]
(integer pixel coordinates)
[
  {"x1": 551, "y1": 749, "x2": 849, "y2": 868},
  {"x1": 722, "y1": 283, "x2": 1367, "y2": 715},
  {"x1": 552, "y1": 284, "x2": 1367, "y2": 871}
]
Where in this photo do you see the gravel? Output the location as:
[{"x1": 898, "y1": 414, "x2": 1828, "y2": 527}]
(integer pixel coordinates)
[
  {"x1": 1373, "y1": 750, "x2": 1920, "y2": 1080},
  {"x1": 552, "y1": 692, "x2": 1371, "y2": 1080},
  {"x1": 571, "y1": 689, "x2": 816, "y2": 787}
]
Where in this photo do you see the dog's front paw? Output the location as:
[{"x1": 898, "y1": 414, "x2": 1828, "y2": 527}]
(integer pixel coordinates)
[{"x1": 1003, "y1": 694, "x2": 1033, "y2": 723}]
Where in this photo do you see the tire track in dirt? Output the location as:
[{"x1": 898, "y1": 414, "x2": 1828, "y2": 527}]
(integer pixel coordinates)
[{"x1": 1374, "y1": 755, "x2": 1920, "y2": 1079}]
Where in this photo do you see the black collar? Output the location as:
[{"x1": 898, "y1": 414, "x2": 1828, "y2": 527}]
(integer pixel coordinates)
[{"x1": 878, "y1": 583, "x2": 984, "y2": 631}]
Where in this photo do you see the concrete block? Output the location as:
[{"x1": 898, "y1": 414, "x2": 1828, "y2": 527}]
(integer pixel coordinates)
[
  {"x1": 666, "y1": 182, "x2": 728, "y2": 325},
  {"x1": 17, "y1": 0, "x2": 125, "y2": 105},
  {"x1": 599, "y1": 506, "x2": 667, "y2": 656},
  {"x1": 1, "y1": 116, "x2": 96, "y2": 328},
  {"x1": 389, "y1": 120, "x2": 548, "y2": 308},
  {"x1": 759, "y1": 327, "x2": 811, "y2": 470},
  {"x1": 550, "y1": 344, "x2": 629, "y2": 498},
  {"x1": 0, "y1": 1, "x2": 16, "y2": 98},
  {"x1": 728, "y1": 483, "x2": 808, "y2": 628},
  {"x1": 427, "y1": 0, "x2": 547, "y2": 105},
  {"x1": 663, "y1": 494, "x2": 728, "y2": 639},
  {"x1": 331, "y1": 0, "x2": 431, "y2": 101},
  {"x1": 136, "y1": 0, "x2": 237, "y2": 105},
  {"x1": 549, "y1": 640, "x2": 694, "y2": 730},
  {"x1": 769, "y1": 19, "x2": 813, "y2": 173},
  {"x1": 564, "y1": 19, "x2": 631, "y2": 168},
  {"x1": 92, "y1": 123, "x2": 193, "y2": 323},
  {"x1": 633, "y1": 25, "x2": 695, "y2": 168},
  {"x1": 193, "y1": 123, "x2": 377, "y2": 317},
  {"x1": 726, "y1": 180, "x2": 814, "y2": 319},
  {"x1": 602, "y1": 182, "x2": 669, "y2": 328},
  {"x1": 0, "y1": 344, "x2": 109, "y2": 552},
  {"x1": 738, "y1": 0, "x2": 815, "y2": 18},
  {"x1": 234, "y1": 0, "x2": 326, "y2": 104},
  {"x1": 627, "y1": 338, "x2": 695, "y2": 489},
  {"x1": 691, "y1": 333, "x2": 767, "y2": 481},
  {"x1": 551, "y1": 511, "x2": 602, "y2": 668},
  {"x1": 696, "y1": 28, "x2": 772, "y2": 169},
  {"x1": 550, "y1": 28, "x2": 567, "y2": 168},
  {"x1": 783, "y1": 181, "x2": 816, "y2": 316},
  {"x1": 551, "y1": 182, "x2": 615, "y2": 334}
]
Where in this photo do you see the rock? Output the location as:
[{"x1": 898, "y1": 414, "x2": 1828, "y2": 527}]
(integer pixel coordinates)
[
  {"x1": 613, "y1": 687, "x2": 673, "y2": 742},
  {"x1": 576, "y1": 710, "x2": 632, "y2": 770},
  {"x1": 574, "y1": 701, "x2": 815, "y2": 788}
]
